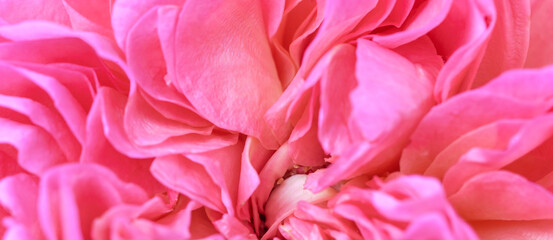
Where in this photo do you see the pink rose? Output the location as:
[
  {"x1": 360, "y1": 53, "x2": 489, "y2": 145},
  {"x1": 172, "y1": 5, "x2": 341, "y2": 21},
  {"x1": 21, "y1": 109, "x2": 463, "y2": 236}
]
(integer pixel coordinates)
[
  {"x1": 401, "y1": 66, "x2": 553, "y2": 238},
  {"x1": 0, "y1": 0, "x2": 553, "y2": 239}
]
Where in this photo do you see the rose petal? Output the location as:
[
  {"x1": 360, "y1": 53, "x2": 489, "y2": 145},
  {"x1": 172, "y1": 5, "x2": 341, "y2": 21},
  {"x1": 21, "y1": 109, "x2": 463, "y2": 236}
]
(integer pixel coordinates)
[
  {"x1": 38, "y1": 163, "x2": 148, "y2": 240},
  {"x1": 472, "y1": 0, "x2": 531, "y2": 88},
  {"x1": 449, "y1": 171, "x2": 553, "y2": 220},
  {"x1": 173, "y1": 0, "x2": 282, "y2": 149}
]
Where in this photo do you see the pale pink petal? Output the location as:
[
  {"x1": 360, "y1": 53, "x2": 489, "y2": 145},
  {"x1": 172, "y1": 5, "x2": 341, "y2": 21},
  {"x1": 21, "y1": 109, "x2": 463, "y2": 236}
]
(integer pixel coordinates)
[
  {"x1": 173, "y1": 0, "x2": 282, "y2": 149},
  {"x1": 449, "y1": 171, "x2": 553, "y2": 220},
  {"x1": 263, "y1": 174, "x2": 337, "y2": 239}
]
